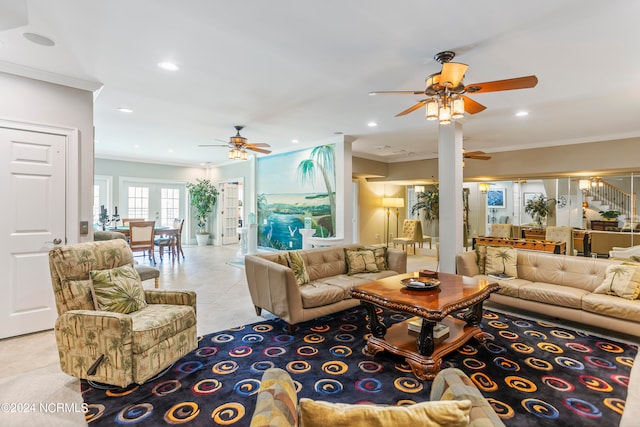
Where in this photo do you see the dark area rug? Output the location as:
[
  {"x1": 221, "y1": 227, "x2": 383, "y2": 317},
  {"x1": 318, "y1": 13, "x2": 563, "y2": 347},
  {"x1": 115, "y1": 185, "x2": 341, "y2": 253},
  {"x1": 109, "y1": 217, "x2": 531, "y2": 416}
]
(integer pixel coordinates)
[{"x1": 82, "y1": 307, "x2": 637, "y2": 426}]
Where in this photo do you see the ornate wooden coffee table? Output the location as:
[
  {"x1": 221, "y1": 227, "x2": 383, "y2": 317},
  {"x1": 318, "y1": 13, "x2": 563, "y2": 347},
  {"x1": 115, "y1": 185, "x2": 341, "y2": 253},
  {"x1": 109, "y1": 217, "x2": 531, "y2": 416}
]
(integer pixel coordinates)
[{"x1": 350, "y1": 272, "x2": 499, "y2": 380}]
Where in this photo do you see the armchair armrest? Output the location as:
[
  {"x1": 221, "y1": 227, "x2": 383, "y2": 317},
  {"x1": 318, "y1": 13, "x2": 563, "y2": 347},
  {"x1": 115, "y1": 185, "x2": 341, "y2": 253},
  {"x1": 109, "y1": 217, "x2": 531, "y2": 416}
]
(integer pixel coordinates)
[
  {"x1": 144, "y1": 289, "x2": 197, "y2": 313},
  {"x1": 250, "y1": 368, "x2": 298, "y2": 427}
]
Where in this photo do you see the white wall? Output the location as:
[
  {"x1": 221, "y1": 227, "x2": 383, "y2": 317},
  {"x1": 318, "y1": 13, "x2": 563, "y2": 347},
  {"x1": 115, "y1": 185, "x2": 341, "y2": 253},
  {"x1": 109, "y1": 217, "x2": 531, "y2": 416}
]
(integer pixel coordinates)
[{"x1": 0, "y1": 72, "x2": 94, "y2": 242}]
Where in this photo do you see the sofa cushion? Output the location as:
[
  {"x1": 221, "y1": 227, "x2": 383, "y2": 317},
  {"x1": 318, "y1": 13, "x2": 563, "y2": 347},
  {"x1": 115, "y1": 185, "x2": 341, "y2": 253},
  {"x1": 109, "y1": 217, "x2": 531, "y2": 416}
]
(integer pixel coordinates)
[
  {"x1": 345, "y1": 248, "x2": 380, "y2": 275},
  {"x1": 299, "y1": 398, "x2": 471, "y2": 427},
  {"x1": 288, "y1": 250, "x2": 310, "y2": 286},
  {"x1": 582, "y1": 293, "x2": 640, "y2": 322},
  {"x1": 485, "y1": 246, "x2": 518, "y2": 278},
  {"x1": 518, "y1": 282, "x2": 589, "y2": 309},
  {"x1": 593, "y1": 263, "x2": 640, "y2": 299},
  {"x1": 299, "y1": 283, "x2": 345, "y2": 309},
  {"x1": 89, "y1": 265, "x2": 147, "y2": 314},
  {"x1": 476, "y1": 275, "x2": 530, "y2": 298},
  {"x1": 129, "y1": 304, "x2": 196, "y2": 354}
]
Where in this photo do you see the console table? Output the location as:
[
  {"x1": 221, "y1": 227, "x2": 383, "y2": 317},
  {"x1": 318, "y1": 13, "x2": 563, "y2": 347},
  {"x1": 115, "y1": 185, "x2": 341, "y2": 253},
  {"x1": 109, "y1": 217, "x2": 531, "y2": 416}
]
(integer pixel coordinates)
[{"x1": 473, "y1": 236, "x2": 566, "y2": 254}]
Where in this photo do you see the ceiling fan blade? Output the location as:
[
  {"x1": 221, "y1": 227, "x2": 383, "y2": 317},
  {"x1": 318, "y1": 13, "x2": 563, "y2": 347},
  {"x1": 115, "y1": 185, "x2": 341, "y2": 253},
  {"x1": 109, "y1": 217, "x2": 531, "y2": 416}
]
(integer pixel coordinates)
[
  {"x1": 463, "y1": 150, "x2": 485, "y2": 156},
  {"x1": 247, "y1": 142, "x2": 271, "y2": 147},
  {"x1": 369, "y1": 90, "x2": 425, "y2": 95},
  {"x1": 465, "y1": 75, "x2": 538, "y2": 94},
  {"x1": 441, "y1": 62, "x2": 468, "y2": 87},
  {"x1": 199, "y1": 144, "x2": 230, "y2": 147},
  {"x1": 249, "y1": 147, "x2": 271, "y2": 154},
  {"x1": 462, "y1": 95, "x2": 486, "y2": 114},
  {"x1": 395, "y1": 100, "x2": 427, "y2": 117},
  {"x1": 467, "y1": 155, "x2": 492, "y2": 160}
]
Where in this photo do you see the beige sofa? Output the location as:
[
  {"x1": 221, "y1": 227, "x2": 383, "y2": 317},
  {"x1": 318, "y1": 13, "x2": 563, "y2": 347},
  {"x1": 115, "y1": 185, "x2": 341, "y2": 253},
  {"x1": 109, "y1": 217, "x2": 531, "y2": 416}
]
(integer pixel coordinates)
[
  {"x1": 244, "y1": 245, "x2": 407, "y2": 333},
  {"x1": 456, "y1": 249, "x2": 640, "y2": 337}
]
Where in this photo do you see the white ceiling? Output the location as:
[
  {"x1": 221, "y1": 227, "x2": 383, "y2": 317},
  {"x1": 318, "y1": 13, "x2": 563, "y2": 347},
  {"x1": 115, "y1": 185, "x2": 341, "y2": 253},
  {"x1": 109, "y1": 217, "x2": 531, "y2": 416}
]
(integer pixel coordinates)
[{"x1": 1, "y1": 0, "x2": 639, "y2": 167}]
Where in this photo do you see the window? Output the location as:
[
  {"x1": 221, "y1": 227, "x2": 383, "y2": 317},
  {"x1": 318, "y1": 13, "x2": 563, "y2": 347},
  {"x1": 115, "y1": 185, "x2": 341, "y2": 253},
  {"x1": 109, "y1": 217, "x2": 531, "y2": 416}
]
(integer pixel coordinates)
[
  {"x1": 93, "y1": 184, "x2": 101, "y2": 224},
  {"x1": 93, "y1": 176, "x2": 112, "y2": 225},
  {"x1": 160, "y1": 188, "x2": 180, "y2": 227},
  {"x1": 128, "y1": 186, "x2": 149, "y2": 219}
]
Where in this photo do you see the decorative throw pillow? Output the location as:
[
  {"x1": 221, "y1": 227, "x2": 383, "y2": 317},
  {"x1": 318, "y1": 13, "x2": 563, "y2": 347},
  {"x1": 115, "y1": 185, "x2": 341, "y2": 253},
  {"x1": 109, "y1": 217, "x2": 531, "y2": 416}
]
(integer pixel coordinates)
[
  {"x1": 362, "y1": 247, "x2": 388, "y2": 271},
  {"x1": 345, "y1": 249, "x2": 380, "y2": 275},
  {"x1": 89, "y1": 264, "x2": 147, "y2": 314},
  {"x1": 485, "y1": 246, "x2": 518, "y2": 278},
  {"x1": 593, "y1": 263, "x2": 640, "y2": 299},
  {"x1": 475, "y1": 244, "x2": 488, "y2": 274},
  {"x1": 287, "y1": 250, "x2": 310, "y2": 286},
  {"x1": 299, "y1": 398, "x2": 471, "y2": 427}
]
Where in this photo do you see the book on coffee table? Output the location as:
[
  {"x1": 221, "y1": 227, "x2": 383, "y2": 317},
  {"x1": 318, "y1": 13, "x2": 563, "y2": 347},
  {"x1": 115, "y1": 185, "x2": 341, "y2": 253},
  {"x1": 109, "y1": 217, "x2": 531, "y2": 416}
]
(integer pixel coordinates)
[{"x1": 407, "y1": 317, "x2": 450, "y2": 343}]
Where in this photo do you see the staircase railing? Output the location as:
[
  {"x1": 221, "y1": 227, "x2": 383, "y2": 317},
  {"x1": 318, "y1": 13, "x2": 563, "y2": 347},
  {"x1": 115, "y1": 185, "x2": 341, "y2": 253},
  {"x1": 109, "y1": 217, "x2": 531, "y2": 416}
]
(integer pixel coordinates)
[{"x1": 585, "y1": 180, "x2": 636, "y2": 218}]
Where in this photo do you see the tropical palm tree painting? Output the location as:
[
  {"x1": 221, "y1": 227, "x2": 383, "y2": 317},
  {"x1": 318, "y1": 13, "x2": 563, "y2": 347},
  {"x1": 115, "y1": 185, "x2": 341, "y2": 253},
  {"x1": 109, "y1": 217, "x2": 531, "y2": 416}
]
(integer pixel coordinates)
[
  {"x1": 257, "y1": 144, "x2": 336, "y2": 250},
  {"x1": 495, "y1": 248, "x2": 513, "y2": 274}
]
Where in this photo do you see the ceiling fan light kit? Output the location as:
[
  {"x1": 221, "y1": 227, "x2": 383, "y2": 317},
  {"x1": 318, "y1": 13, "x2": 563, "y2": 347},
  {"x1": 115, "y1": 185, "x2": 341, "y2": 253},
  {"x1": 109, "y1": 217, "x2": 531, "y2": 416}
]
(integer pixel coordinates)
[
  {"x1": 200, "y1": 125, "x2": 271, "y2": 161},
  {"x1": 371, "y1": 50, "x2": 538, "y2": 125}
]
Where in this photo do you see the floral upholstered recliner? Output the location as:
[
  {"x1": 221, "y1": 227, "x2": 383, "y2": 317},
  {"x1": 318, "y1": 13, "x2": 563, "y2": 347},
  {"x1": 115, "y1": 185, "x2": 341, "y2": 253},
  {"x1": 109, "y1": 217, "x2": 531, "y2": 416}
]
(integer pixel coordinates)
[{"x1": 48, "y1": 239, "x2": 197, "y2": 387}]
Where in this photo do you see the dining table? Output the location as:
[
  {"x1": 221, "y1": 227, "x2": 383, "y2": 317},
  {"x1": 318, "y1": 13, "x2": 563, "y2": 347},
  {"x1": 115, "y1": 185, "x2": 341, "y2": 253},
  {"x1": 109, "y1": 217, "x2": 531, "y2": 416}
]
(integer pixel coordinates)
[{"x1": 108, "y1": 225, "x2": 184, "y2": 260}]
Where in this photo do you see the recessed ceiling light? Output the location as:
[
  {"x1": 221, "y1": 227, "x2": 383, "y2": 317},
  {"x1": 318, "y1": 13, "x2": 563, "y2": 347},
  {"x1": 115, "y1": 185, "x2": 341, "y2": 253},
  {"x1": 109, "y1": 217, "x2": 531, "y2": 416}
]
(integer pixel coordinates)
[
  {"x1": 22, "y1": 32, "x2": 55, "y2": 47},
  {"x1": 291, "y1": 139, "x2": 299, "y2": 143},
  {"x1": 515, "y1": 111, "x2": 529, "y2": 117},
  {"x1": 368, "y1": 121, "x2": 378, "y2": 127},
  {"x1": 118, "y1": 107, "x2": 133, "y2": 113},
  {"x1": 158, "y1": 62, "x2": 179, "y2": 71},
  {"x1": 168, "y1": 149, "x2": 174, "y2": 153},
  {"x1": 133, "y1": 144, "x2": 140, "y2": 149}
]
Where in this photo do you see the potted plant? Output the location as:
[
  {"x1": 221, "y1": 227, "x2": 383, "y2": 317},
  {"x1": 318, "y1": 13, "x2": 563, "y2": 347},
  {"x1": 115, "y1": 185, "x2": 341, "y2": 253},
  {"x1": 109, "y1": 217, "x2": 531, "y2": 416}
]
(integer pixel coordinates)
[
  {"x1": 411, "y1": 186, "x2": 439, "y2": 223},
  {"x1": 599, "y1": 210, "x2": 621, "y2": 221},
  {"x1": 524, "y1": 195, "x2": 556, "y2": 227},
  {"x1": 186, "y1": 178, "x2": 219, "y2": 245}
]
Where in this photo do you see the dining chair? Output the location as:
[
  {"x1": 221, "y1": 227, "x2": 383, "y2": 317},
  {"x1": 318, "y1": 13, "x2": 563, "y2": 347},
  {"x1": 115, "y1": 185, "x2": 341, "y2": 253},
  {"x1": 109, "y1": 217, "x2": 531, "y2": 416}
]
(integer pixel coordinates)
[
  {"x1": 122, "y1": 218, "x2": 145, "y2": 226},
  {"x1": 129, "y1": 220, "x2": 156, "y2": 264},
  {"x1": 155, "y1": 218, "x2": 184, "y2": 261}
]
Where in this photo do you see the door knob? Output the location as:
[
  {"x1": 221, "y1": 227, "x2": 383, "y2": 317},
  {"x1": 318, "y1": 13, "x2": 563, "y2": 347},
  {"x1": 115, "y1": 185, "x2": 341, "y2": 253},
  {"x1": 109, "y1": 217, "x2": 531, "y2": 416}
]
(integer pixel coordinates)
[{"x1": 46, "y1": 238, "x2": 62, "y2": 245}]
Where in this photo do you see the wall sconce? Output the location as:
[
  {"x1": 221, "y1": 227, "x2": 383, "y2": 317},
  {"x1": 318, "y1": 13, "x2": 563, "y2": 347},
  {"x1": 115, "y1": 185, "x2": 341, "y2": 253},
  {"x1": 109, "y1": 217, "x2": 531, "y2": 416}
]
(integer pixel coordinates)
[
  {"x1": 414, "y1": 185, "x2": 425, "y2": 193},
  {"x1": 478, "y1": 183, "x2": 491, "y2": 194}
]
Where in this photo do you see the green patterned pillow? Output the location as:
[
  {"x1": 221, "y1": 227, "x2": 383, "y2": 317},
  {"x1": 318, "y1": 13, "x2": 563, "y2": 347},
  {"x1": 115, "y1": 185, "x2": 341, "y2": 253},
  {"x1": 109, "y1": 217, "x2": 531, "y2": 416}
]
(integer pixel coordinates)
[
  {"x1": 363, "y1": 247, "x2": 388, "y2": 271},
  {"x1": 287, "y1": 251, "x2": 310, "y2": 286},
  {"x1": 345, "y1": 249, "x2": 380, "y2": 275},
  {"x1": 89, "y1": 264, "x2": 147, "y2": 314}
]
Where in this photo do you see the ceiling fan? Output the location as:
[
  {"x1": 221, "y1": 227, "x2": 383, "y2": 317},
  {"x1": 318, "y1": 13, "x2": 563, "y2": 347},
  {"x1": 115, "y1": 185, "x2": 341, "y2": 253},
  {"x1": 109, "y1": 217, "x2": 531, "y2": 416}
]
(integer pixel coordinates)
[
  {"x1": 463, "y1": 149, "x2": 491, "y2": 161},
  {"x1": 199, "y1": 125, "x2": 272, "y2": 159},
  {"x1": 370, "y1": 51, "x2": 538, "y2": 122}
]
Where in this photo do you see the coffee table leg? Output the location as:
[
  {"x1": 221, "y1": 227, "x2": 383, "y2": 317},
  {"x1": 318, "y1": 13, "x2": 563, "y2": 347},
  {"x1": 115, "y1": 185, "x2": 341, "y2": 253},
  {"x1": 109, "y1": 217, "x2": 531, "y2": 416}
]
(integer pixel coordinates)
[
  {"x1": 464, "y1": 301, "x2": 484, "y2": 327},
  {"x1": 417, "y1": 320, "x2": 435, "y2": 356},
  {"x1": 361, "y1": 302, "x2": 386, "y2": 337}
]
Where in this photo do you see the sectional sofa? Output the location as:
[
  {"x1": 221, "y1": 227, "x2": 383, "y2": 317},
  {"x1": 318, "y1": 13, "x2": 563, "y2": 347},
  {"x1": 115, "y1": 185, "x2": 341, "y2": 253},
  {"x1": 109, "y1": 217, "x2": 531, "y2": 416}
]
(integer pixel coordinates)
[
  {"x1": 456, "y1": 249, "x2": 640, "y2": 337},
  {"x1": 244, "y1": 244, "x2": 407, "y2": 333}
]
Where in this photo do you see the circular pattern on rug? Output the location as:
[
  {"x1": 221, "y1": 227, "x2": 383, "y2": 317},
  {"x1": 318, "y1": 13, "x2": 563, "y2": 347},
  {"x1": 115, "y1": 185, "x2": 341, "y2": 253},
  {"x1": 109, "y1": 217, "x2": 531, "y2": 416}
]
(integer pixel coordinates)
[
  {"x1": 310, "y1": 324, "x2": 331, "y2": 333},
  {"x1": 484, "y1": 342, "x2": 507, "y2": 354},
  {"x1": 611, "y1": 373, "x2": 630, "y2": 387},
  {"x1": 196, "y1": 346, "x2": 219, "y2": 357},
  {"x1": 358, "y1": 360, "x2": 383, "y2": 373},
  {"x1": 104, "y1": 384, "x2": 139, "y2": 396},
  {"x1": 296, "y1": 345, "x2": 319, "y2": 357},
  {"x1": 487, "y1": 320, "x2": 509, "y2": 329},
  {"x1": 550, "y1": 329, "x2": 575, "y2": 340},
  {"x1": 498, "y1": 330, "x2": 520, "y2": 340},
  {"x1": 457, "y1": 344, "x2": 479, "y2": 355},
  {"x1": 471, "y1": 372, "x2": 498, "y2": 392},
  {"x1": 163, "y1": 402, "x2": 200, "y2": 423},
  {"x1": 537, "y1": 342, "x2": 563, "y2": 353},
  {"x1": 512, "y1": 319, "x2": 533, "y2": 328},
  {"x1": 192, "y1": 379, "x2": 223, "y2": 395},
  {"x1": 521, "y1": 398, "x2": 560, "y2": 419},
  {"x1": 334, "y1": 333, "x2": 356, "y2": 342},
  {"x1": 250, "y1": 361, "x2": 275, "y2": 373},
  {"x1": 565, "y1": 342, "x2": 592, "y2": 353},
  {"x1": 339, "y1": 323, "x2": 358, "y2": 331},
  {"x1": 505, "y1": 376, "x2": 537, "y2": 392},
  {"x1": 241, "y1": 334, "x2": 264, "y2": 343},
  {"x1": 233, "y1": 379, "x2": 261, "y2": 396},
  {"x1": 330, "y1": 345, "x2": 353, "y2": 357},
  {"x1": 287, "y1": 360, "x2": 312, "y2": 374},
  {"x1": 117, "y1": 403, "x2": 154, "y2": 423},
  {"x1": 252, "y1": 324, "x2": 273, "y2": 333},
  {"x1": 393, "y1": 377, "x2": 423, "y2": 393},
  {"x1": 562, "y1": 397, "x2": 602, "y2": 418},
  {"x1": 494, "y1": 356, "x2": 520, "y2": 371},
  {"x1": 211, "y1": 402, "x2": 245, "y2": 425},
  {"x1": 486, "y1": 398, "x2": 515, "y2": 419},
  {"x1": 511, "y1": 342, "x2": 535, "y2": 354},
  {"x1": 585, "y1": 355, "x2": 616, "y2": 369},
  {"x1": 462, "y1": 357, "x2": 486, "y2": 370},
  {"x1": 303, "y1": 333, "x2": 325, "y2": 344},
  {"x1": 579, "y1": 375, "x2": 613, "y2": 392},
  {"x1": 229, "y1": 345, "x2": 252, "y2": 357},
  {"x1": 212, "y1": 360, "x2": 239, "y2": 374},
  {"x1": 604, "y1": 397, "x2": 626, "y2": 415},
  {"x1": 151, "y1": 380, "x2": 181, "y2": 396},
  {"x1": 541, "y1": 376, "x2": 574, "y2": 392},
  {"x1": 314, "y1": 379, "x2": 343, "y2": 394},
  {"x1": 554, "y1": 356, "x2": 584, "y2": 370},
  {"x1": 524, "y1": 357, "x2": 553, "y2": 371},
  {"x1": 176, "y1": 361, "x2": 203, "y2": 373},
  {"x1": 84, "y1": 404, "x2": 105, "y2": 422},
  {"x1": 262, "y1": 346, "x2": 287, "y2": 357},
  {"x1": 597, "y1": 341, "x2": 625, "y2": 353},
  {"x1": 322, "y1": 360, "x2": 348, "y2": 375},
  {"x1": 356, "y1": 377, "x2": 383, "y2": 393},
  {"x1": 273, "y1": 334, "x2": 294, "y2": 343},
  {"x1": 211, "y1": 333, "x2": 235, "y2": 343},
  {"x1": 524, "y1": 330, "x2": 547, "y2": 340}
]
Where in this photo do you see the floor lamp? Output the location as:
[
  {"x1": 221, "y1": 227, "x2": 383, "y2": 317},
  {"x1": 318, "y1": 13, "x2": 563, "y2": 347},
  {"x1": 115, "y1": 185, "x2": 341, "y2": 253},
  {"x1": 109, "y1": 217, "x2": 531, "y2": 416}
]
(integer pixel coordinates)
[{"x1": 382, "y1": 197, "x2": 404, "y2": 247}]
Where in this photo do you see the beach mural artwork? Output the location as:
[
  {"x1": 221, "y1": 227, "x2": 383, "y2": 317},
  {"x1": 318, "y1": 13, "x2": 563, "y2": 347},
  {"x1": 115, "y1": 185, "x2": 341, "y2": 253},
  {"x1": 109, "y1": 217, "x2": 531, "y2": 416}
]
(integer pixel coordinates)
[{"x1": 256, "y1": 144, "x2": 336, "y2": 250}]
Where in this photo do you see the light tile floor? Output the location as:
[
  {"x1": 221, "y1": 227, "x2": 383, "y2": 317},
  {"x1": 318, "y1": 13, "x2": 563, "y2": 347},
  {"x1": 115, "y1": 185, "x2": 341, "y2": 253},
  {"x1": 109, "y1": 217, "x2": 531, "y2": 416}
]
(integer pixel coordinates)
[{"x1": 0, "y1": 243, "x2": 438, "y2": 426}]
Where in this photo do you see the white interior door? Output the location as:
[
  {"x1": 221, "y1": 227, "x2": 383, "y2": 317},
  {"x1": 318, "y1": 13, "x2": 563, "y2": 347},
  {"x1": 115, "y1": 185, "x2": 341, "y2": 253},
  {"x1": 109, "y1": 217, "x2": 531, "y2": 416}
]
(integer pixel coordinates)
[
  {"x1": 0, "y1": 127, "x2": 66, "y2": 338},
  {"x1": 220, "y1": 182, "x2": 239, "y2": 245}
]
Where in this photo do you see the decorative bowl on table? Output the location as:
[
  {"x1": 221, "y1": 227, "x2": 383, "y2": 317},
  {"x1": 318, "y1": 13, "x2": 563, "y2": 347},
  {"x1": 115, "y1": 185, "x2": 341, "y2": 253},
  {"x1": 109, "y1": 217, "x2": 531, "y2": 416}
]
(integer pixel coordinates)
[
  {"x1": 418, "y1": 269, "x2": 438, "y2": 278},
  {"x1": 401, "y1": 277, "x2": 440, "y2": 290}
]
